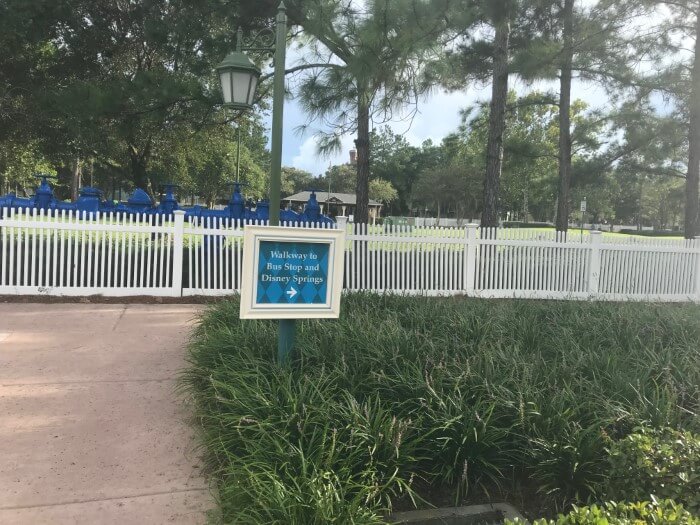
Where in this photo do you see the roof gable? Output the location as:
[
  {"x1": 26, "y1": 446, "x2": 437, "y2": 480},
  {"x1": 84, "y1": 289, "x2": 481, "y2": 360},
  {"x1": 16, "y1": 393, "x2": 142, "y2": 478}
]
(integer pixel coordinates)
[{"x1": 284, "y1": 191, "x2": 381, "y2": 206}]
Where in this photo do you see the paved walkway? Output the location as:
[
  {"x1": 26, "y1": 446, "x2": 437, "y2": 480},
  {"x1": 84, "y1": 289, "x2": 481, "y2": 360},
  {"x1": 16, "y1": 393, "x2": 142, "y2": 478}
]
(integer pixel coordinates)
[{"x1": 0, "y1": 304, "x2": 211, "y2": 524}]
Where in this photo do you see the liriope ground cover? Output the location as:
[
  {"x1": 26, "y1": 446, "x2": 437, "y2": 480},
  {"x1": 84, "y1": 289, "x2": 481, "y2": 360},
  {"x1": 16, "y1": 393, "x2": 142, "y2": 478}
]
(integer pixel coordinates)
[{"x1": 182, "y1": 294, "x2": 700, "y2": 524}]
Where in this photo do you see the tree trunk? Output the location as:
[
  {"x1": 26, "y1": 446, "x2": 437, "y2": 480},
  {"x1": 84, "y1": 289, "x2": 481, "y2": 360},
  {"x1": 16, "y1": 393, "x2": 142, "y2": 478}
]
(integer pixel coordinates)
[
  {"x1": 354, "y1": 91, "x2": 371, "y2": 224},
  {"x1": 128, "y1": 142, "x2": 151, "y2": 194},
  {"x1": 555, "y1": 0, "x2": 574, "y2": 232},
  {"x1": 637, "y1": 174, "x2": 644, "y2": 231},
  {"x1": 481, "y1": 13, "x2": 510, "y2": 228},
  {"x1": 129, "y1": 152, "x2": 148, "y2": 192},
  {"x1": 70, "y1": 157, "x2": 81, "y2": 202},
  {"x1": 685, "y1": 6, "x2": 700, "y2": 239}
]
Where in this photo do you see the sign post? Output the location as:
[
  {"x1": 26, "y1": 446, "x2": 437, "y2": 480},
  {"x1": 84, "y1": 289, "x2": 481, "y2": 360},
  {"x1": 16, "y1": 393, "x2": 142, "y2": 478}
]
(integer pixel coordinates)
[
  {"x1": 580, "y1": 198, "x2": 587, "y2": 241},
  {"x1": 240, "y1": 226, "x2": 346, "y2": 364}
]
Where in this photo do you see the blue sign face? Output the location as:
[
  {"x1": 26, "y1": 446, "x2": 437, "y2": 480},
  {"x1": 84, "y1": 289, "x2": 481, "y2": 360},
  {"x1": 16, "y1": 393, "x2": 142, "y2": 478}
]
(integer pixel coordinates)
[{"x1": 256, "y1": 240, "x2": 330, "y2": 305}]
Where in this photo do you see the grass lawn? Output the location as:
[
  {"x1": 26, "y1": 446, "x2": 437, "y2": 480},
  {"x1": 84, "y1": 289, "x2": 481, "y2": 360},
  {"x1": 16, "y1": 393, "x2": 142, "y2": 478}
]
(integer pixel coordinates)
[
  {"x1": 3, "y1": 212, "x2": 684, "y2": 246},
  {"x1": 491, "y1": 227, "x2": 685, "y2": 241},
  {"x1": 182, "y1": 295, "x2": 700, "y2": 524}
]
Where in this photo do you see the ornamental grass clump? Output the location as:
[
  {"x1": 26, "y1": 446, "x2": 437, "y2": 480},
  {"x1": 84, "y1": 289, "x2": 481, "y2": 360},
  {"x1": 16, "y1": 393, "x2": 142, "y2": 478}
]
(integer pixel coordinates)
[{"x1": 181, "y1": 294, "x2": 700, "y2": 523}]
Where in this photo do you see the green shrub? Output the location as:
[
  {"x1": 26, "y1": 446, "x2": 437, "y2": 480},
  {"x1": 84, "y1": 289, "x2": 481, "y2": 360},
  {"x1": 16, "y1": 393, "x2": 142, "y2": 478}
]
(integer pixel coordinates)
[
  {"x1": 502, "y1": 221, "x2": 554, "y2": 228},
  {"x1": 608, "y1": 428, "x2": 700, "y2": 513},
  {"x1": 618, "y1": 229, "x2": 684, "y2": 237},
  {"x1": 182, "y1": 295, "x2": 700, "y2": 523},
  {"x1": 506, "y1": 499, "x2": 699, "y2": 524}
]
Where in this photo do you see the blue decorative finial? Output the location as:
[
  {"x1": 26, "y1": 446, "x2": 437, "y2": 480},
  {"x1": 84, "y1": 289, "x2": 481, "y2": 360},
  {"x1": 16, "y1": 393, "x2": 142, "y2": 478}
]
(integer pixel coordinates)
[
  {"x1": 159, "y1": 183, "x2": 180, "y2": 214},
  {"x1": 229, "y1": 182, "x2": 246, "y2": 219},
  {"x1": 304, "y1": 189, "x2": 321, "y2": 220},
  {"x1": 33, "y1": 174, "x2": 56, "y2": 209}
]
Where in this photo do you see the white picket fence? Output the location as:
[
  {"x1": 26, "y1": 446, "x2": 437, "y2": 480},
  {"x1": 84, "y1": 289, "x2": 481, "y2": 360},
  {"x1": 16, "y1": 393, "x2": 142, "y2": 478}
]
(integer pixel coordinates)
[{"x1": 1, "y1": 208, "x2": 699, "y2": 301}]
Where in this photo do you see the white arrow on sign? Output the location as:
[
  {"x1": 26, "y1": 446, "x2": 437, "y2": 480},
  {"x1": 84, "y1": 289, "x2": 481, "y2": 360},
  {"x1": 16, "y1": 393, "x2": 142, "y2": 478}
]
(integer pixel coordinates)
[{"x1": 286, "y1": 287, "x2": 298, "y2": 299}]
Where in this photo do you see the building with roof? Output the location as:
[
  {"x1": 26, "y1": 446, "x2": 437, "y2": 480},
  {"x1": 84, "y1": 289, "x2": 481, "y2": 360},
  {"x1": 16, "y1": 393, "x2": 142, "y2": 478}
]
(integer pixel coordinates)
[{"x1": 283, "y1": 191, "x2": 383, "y2": 222}]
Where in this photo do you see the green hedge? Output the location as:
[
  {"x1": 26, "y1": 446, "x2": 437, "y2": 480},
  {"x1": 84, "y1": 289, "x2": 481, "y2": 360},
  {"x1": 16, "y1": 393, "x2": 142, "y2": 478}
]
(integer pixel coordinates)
[
  {"x1": 502, "y1": 221, "x2": 554, "y2": 228},
  {"x1": 507, "y1": 500, "x2": 699, "y2": 524},
  {"x1": 608, "y1": 428, "x2": 700, "y2": 513},
  {"x1": 618, "y1": 229, "x2": 685, "y2": 237}
]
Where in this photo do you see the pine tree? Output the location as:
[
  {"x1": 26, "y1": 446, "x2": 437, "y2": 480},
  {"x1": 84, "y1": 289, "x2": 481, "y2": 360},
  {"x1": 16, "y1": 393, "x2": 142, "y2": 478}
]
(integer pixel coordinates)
[
  {"x1": 654, "y1": 0, "x2": 700, "y2": 237},
  {"x1": 688, "y1": 5, "x2": 700, "y2": 237},
  {"x1": 434, "y1": 0, "x2": 516, "y2": 226},
  {"x1": 516, "y1": 0, "x2": 647, "y2": 231},
  {"x1": 483, "y1": 1, "x2": 513, "y2": 227},
  {"x1": 285, "y1": 0, "x2": 451, "y2": 223}
]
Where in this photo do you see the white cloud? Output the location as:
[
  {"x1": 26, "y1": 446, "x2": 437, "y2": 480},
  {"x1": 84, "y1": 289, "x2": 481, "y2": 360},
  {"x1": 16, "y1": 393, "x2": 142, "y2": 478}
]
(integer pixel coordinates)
[
  {"x1": 291, "y1": 135, "x2": 356, "y2": 176},
  {"x1": 389, "y1": 88, "x2": 490, "y2": 146}
]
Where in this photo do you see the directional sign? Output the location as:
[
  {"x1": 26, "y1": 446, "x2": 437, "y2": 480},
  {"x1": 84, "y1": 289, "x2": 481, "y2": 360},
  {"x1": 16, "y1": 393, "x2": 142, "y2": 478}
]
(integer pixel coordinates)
[
  {"x1": 240, "y1": 226, "x2": 345, "y2": 319},
  {"x1": 256, "y1": 239, "x2": 330, "y2": 305}
]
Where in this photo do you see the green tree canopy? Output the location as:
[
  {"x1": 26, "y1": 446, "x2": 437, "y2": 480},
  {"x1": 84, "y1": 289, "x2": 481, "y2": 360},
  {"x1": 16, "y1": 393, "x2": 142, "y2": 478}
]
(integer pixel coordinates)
[{"x1": 281, "y1": 167, "x2": 314, "y2": 197}]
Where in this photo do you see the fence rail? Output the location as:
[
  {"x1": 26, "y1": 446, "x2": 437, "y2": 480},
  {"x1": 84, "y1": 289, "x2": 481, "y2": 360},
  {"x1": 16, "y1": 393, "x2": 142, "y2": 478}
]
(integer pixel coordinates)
[{"x1": 1, "y1": 209, "x2": 699, "y2": 302}]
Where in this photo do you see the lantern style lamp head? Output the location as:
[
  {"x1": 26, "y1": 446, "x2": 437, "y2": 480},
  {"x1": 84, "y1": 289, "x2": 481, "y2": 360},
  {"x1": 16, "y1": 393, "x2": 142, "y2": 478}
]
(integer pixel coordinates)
[{"x1": 216, "y1": 48, "x2": 261, "y2": 110}]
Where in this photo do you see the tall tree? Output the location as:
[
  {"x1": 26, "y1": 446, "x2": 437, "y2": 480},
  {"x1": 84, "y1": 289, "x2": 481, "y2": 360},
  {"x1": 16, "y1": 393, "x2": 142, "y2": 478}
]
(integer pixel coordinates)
[
  {"x1": 286, "y1": 0, "x2": 451, "y2": 223},
  {"x1": 555, "y1": 0, "x2": 574, "y2": 231},
  {"x1": 281, "y1": 167, "x2": 314, "y2": 197},
  {"x1": 0, "y1": 141, "x2": 54, "y2": 195},
  {"x1": 433, "y1": 0, "x2": 522, "y2": 226},
  {"x1": 0, "y1": 0, "x2": 273, "y2": 197},
  {"x1": 444, "y1": 91, "x2": 605, "y2": 222},
  {"x1": 516, "y1": 0, "x2": 647, "y2": 231},
  {"x1": 624, "y1": 0, "x2": 699, "y2": 235},
  {"x1": 688, "y1": 6, "x2": 700, "y2": 236},
  {"x1": 369, "y1": 127, "x2": 424, "y2": 213},
  {"x1": 482, "y1": 0, "x2": 513, "y2": 227}
]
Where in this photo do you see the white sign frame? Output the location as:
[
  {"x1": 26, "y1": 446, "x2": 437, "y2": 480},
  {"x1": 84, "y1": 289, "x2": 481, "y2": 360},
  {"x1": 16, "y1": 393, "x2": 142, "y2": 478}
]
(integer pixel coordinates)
[{"x1": 240, "y1": 225, "x2": 345, "y2": 319}]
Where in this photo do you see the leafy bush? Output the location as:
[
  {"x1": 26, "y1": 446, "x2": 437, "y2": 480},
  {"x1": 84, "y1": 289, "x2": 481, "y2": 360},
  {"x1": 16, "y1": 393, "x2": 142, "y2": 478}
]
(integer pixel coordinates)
[
  {"x1": 618, "y1": 229, "x2": 684, "y2": 237},
  {"x1": 506, "y1": 499, "x2": 699, "y2": 524},
  {"x1": 608, "y1": 428, "x2": 700, "y2": 513},
  {"x1": 502, "y1": 221, "x2": 554, "y2": 228},
  {"x1": 182, "y1": 295, "x2": 700, "y2": 523}
]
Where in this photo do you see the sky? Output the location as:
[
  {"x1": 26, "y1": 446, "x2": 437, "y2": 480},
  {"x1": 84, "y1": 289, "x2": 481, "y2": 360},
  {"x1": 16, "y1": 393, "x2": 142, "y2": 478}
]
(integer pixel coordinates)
[{"x1": 263, "y1": 77, "x2": 611, "y2": 178}]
